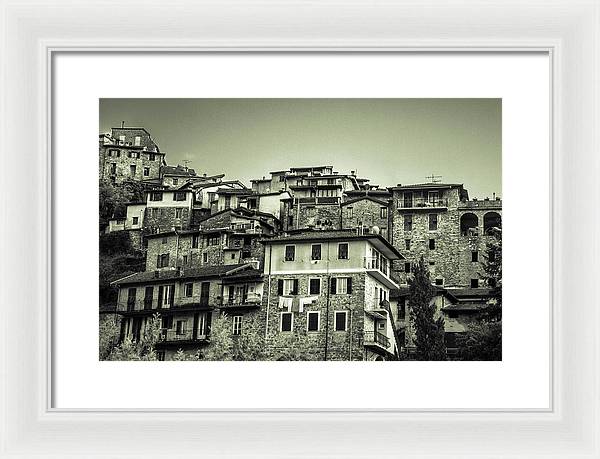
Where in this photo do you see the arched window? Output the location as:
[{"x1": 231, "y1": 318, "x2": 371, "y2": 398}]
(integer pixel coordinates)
[
  {"x1": 483, "y1": 212, "x2": 502, "y2": 234},
  {"x1": 460, "y1": 213, "x2": 479, "y2": 236}
]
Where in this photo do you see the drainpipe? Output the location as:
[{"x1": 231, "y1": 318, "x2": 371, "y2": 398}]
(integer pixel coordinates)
[
  {"x1": 265, "y1": 244, "x2": 273, "y2": 339},
  {"x1": 324, "y1": 242, "x2": 331, "y2": 361}
]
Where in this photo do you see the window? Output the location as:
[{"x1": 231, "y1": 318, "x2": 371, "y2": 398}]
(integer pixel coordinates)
[
  {"x1": 307, "y1": 312, "x2": 320, "y2": 332},
  {"x1": 185, "y1": 283, "x2": 193, "y2": 297},
  {"x1": 287, "y1": 215, "x2": 294, "y2": 227},
  {"x1": 149, "y1": 153, "x2": 156, "y2": 161},
  {"x1": 429, "y1": 213, "x2": 438, "y2": 231},
  {"x1": 176, "y1": 320, "x2": 187, "y2": 335},
  {"x1": 309, "y1": 278, "x2": 321, "y2": 295},
  {"x1": 311, "y1": 244, "x2": 321, "y2": 260},
  {"x1": 134, "y1": 135, "x2": 141, "y2": 146},
  {"x1": 162, "y1": 236, "x2": 168, "y2": 244},
  {"x1": 231, "y1": 253, "x2": 236, "y2": 260},
  {"x1": 224, "y1": 196, "x2": 231, "y2": 209},
  {"x1": 404, "y1": 262, "x2": 411, "y2": 273},
  {"x1": 280, "y1": 312, "x2": 293, "y2": 332},
  {"x1": 132, "y1": 216, "x2": 139, "y2": 225},
  {"x1": 471, "y1": 278, "x2": 479, "y2": 288},
  {"x1": 347, "y1": 207, "x2": 353, "y2": 218},
  {"x1": 175, "y1": 208, "x2": 183, "y2": 219},
  {"x1": 130, "y1": 151, "x2": 139, "y2": 159},
  {"x1": 161, "y1": 316, "x2": 173, "y2": 329},
  {"x1": 157, "y1": 351, "x2": 166, "y2": 361},
  {"x1": 380, "y1": 207, "x2": 388, "y2": 218},
  {"x1": 172, "y1": 178, "x2": 179, "y2": 186},
  {"x1": 202, "y1": 252, "x2": 208, "y2": 263},
  {"x1": 284, "y1": 245, "x2": 295, "y2": 261},
  {"x1": 279, "y1": 175, "x2": 285, "y2": 182},
  {"x1": 157, "y1": 253, "x2": 169, "y2": 268},
  {"x1": 108, "y1": 149, "x2": 119, "y2": 157},
  {"x1": 143, "y1": 167, "x2": 150, "y2": 177},
  {"x1": 398, "y1": 300, "x2": 406, "y2": 320},
  {"x1": 334, "y1": 311, "x2": 348, "y2": 331},
  {"x1": 207, "y1": 235, "x2": 220, "y2": 246},
  {"x1": 404, "y1": 214, "x2": 413, "y2": 231},
  {"x1": 182, "y1": 255, "x2": 188, "y2": 265},
  {"x1": 435, "y1": 278, "x2": 444, "y2": 286},
  {"x1": 127, "y1": 288, "x2": 136, "y2": 310},
  {"x1": 278, "y1": 279, "x2": 299, "y2": 296},
  {"x1": 109, "y1": 163, "x2": 117, "y2": 174},
  {"x1": 118, "y1": 135, "x2": 125, "y2": 144},
  {"x1": 405, "y1": 239, "x2": 411, "y2": 250},
  {"x1": 429, "y1": 261, "x2": 435, "y2": 267},
  {"x1": 472, "y1": 251, "x2": 479, "y2": 262},
  {"x1": 331, "y1": 277, "x2": 352, "y2": 295},
  {"x1": 174, "y1": 191, "x2": 187, "y2": 201},
  {"x1": 192, "y1": 235, "x2": 199, "y2": 249},
  {"x1": 232, "y1": 315, "x2": 243, "y2": 336},
  {"x1": 429, "y1": 238, "x2": 435, "y2": 250},
  {"x1": 338, "y1": 243, "x2": 349, "y2": 260},
  {"x1": 150, "y1": 191, "x2": 163, "y2": 201}
]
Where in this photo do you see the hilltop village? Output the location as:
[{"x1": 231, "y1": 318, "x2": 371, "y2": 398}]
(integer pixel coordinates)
[{"x1": 100, "y1": 126, "x2": 502, "y2": 361}]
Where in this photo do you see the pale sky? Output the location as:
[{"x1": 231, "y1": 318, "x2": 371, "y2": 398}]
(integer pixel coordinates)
[{"x1": 100, "y1": 98, "x2": 501, "y2": 199}]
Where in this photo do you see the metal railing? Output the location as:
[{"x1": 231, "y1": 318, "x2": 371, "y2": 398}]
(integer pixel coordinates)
[
  {"x1": 364, "y1": 331, "x2": 390, "y2": 349},
  {"x1": 220, "y1": 292, "x2": 262, "y2": 308},
  {"x1": 398, "y1": 197, "x2": 448, "y2": 208},
  {"x1": 364, "y1": 256, "x2": 390, "y2": 278},
  {"x1": 115, "y1": 295, "x2": 212, "y2": 313},
  {"x1": 158, "y1": 329, "x2": 210, "y2": 342}
]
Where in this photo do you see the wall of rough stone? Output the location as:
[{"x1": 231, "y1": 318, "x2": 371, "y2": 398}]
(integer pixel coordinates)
[
  {"x1": 143, "y1": 207, "x2": 192, "y2": 233},
  {"x1": 99, "y1": 145, "x2": 163, "y2": 184},
  {"x1": 341, "y1": 198, "x2": 391, "y2": 240}
]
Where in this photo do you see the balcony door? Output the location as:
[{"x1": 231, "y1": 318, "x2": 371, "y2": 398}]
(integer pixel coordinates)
[
  {"x1": 200, "y1": 282, "x2": 210, "y2": 307},
  {"x1": 403, "y1": 192, "x2": 413, "y2": 208}
]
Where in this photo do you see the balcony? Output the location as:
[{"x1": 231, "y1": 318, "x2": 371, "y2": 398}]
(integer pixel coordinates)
[
  {"x1": 364, "y1": 331, "x2": 391, "y2": 351},
  {"x1": 116, "y1": 296, "x2": 213, "y2": 315},
  {"x1": 397, "y1": 197, "x2": 448, "y2": 210},
  {"x1": 220, "y1": 292, "x2": 262, "y2": 309},
  {"x1": 364, "y1": 257, "x2": 397, "y2": 290},
  {"x1": 158, "y1": 329, "x2": 210, "y2": 344},
  {"x1": 295, "y1": 196, "x2": 340, "y2": 205}
]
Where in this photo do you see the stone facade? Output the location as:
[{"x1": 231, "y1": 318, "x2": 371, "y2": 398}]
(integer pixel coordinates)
[
  {"x1": 341, "y1": 197, "x2": 391, "y2": 240},
  {"x1": 390, "y1": 184, "x2": 502, "y2": 288}
]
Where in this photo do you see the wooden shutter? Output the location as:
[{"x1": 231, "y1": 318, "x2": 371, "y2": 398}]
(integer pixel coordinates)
[
  {"x1": 169, "y1": 284, "x2": 175, "y2": 306},
  {"x1": 330, "y1": 278, "x2": 337, "y2": 294},
  {"x1": 157, "y1": 286, "x2": 164, "y2": 308},
  {"x1": 292, "y1": 279, "x2": 299, "y2": 295},
  {"x1": 277, "y1": 279, "x2": 284, "y2": 295},
  {"x1": 347, "y1": 277, "x2": 353, "y2": 294}
]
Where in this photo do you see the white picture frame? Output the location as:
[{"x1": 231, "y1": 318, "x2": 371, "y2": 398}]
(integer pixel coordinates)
[{"x1": 1, "y1": 0, "x2": 599, "y2": 457}]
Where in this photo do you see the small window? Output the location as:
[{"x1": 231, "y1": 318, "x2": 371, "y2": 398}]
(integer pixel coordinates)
[
  {"x1": 429, "y1": 261, "x2": 435, "y2": 266},
  {"x1": 347, "y1": 207, "x2": 353, "y2": 218},
  {"x1": 202, "y1": 252, "x2": 208, "y2": 263},
  {"x1": 162, "y1": 236, "x2": 168, "y2": 244},
  {"x1": 232, "y1": 315, "x2": 243, "y2": 336},
  {"x1": 309, "y1": 278, "x2": 321, "y2": 295},
  {"x1": 118, "y1": 135, "x2": 125, "y2": 144},
  {"x1": 429, "y1": 213, "x2": 438, "y2": 231},
  {"x1": 150, "y1": 191, "x2": 163, "y2": 201},
  {"x1": 311, "y1": 244, "x2": 321, "y2": 260},
  {"x1": 143, "y1": 167, "x2": 150, "y2": 177},
  {"x1": 279, "y1": 175, "x2": 285, "y2": 182},
  {"x1": 182, "y1": 255, "x2": 188, "y2": 265},
  {"x1": 130, "y1": 165, "x2": 136, "y2": 175},
  {"x1": 404, "y1": 214, "x2": 413, "y2": 231},
  {"x1": 380, "y1": 207, "x2": 388, "y2": 218},
  {"x1": 405, "y1": 239, "x2": 411, "y2": 250},
  {"x1": 174, "y1": 191, "x2": 187, "y2": 201},
  {"x1": 338, "y1": 243, "x2": 349, "y2": 260},
  {"x1": 173, "y1": 178, "x2": 179, "y2": 186},
  {"x1": 398, "y1": 300, "x2": 406, "y2": 320},
  {"x1": 287, "y1": 215, "x2": 294, "y2": 227},
  {"x1": 472, "y1": 251, "x2": 479, "y2": 262},
  {"x1": 185, "y1": 283, "x2": 193, "y2": 297},
  {"x1": 176, "y1": 320, "x2": 187, "y2": 335},
  {"x1": 307, "y1": 312, "x2": 320, "y2": 332},
  {"x1": 435, "y1": 278, "x2": 444, "y2": 286},
  {"x1": 404, "y1": 262, "x2": 411, "y2": 273},
  {"x1": 192, "y1": 235, "x2": 199, "y2": 249},
  {"x1": 149, "y1": 153, "x2": 156, "y2": 161},
  {"x1": 471, "y1": 278, "x2": 479, "y2": 288},
  {"x1": 280, "y1": 312, "x2": 293, "y2": 332},
  {"x1": 161, "y1": 316, "x2": 173, "y2": 329},
  {"x1": 134, "y1": 136, "x2": 141, "y2": 146},
  {"x1": 157, "y1": 351, "x2": 166, "y2": 361},
  {"x1": 132, "y1": 216, "x2": 139, "y2": 225},
  {"x1": 231, "y1": 253, "x2": 236, "y2": 260},
  {"x1": 334, "y1": 311, "x2": 347, "y2": 332},
  {"x1": 157, "y1": 253, "x2": 169, "y2": 268},
  {"x1": 284, "y1": 245, "x2": 295, "y2": 261},
  {"x1": 175, "y1": 208, "x2": 183, "y2": 219},
  {"x1": 429, "y1": 239, "x2": 435, "y2": 250}
]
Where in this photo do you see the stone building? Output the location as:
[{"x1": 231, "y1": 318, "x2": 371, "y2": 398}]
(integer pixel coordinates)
[
  {"x1": 260, "y1": 230, "x2": 403, "y2": 361},
  {"x1": 161, "y1": 165, "x2": 197, "y2": 187},
  {"x1": 99, "y1": 126, "x2": 166, "y2": 184},
  {"x1": 112, "y1": 263, "x2": 263, "y2": 361},
  {"x1": 143, "y1": 187, "x2": 197, "y2": 233},
  {"x1": 390, "y1": 183, "x2": 502, "y2": 287},
  {"x1": 340, "y1": 196, "x2": 391, "y2": 241}
]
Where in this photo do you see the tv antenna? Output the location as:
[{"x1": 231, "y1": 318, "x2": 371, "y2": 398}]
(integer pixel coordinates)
[{"x1": 426, "y1": 174, "x2": 442, "y2": 183}]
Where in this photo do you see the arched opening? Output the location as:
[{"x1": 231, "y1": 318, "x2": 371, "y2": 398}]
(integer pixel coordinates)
[
  {"x1": 483, "y1": 212, "x2": 502, "y2": 234},
  {"x1": 374, "y1": 356, "x2": 384, "y2": 361},
  {"x1": 460, "y1": 212, "x2": 479, "y2": 236}
]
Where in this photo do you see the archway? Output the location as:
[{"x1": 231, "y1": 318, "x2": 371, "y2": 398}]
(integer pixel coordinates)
[{"x1": 460, "y1": 212, "x2": 479, "y2": 236}]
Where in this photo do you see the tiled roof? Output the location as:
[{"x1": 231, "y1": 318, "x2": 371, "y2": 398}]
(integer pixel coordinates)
[
  {"x1": 112, "y1": 264, "x2": 254, "y2": 285},
  {"x1": 162, "y1": 165, "x2": 197, "y2": 177},
  {"x1": 445, "y1": 288, "x2": 495, "y2": 298},
  {"x1": 341, "y1": 196, "x2": 389, "y2": 207},
  {"x1": 390, "y1": 183, "x2": 463, "y2": 190},
  {"x1": 442, "y1": 302, "x2": 484, "y2": 312}
]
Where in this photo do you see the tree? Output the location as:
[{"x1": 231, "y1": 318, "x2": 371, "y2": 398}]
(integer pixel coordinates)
[
  {"x1": 201, "y1": 313, "x2": 234, "y2": 361},
  {"x1": 459, "y1": 228, "x2": 502, "y2": 360},
  {"x1": 408, "y1": 257, "x2": 446, "y2": 361},
  {"x1": 102, "y1": 314, "x2": 161, "y2": 361},
  {"x1": 99, "y1": 179, "x2": 146, "y2": 224}
]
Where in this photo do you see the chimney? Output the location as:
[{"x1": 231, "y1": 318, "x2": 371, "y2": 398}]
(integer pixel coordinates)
[
  {"x1": 351, "y1": 170, "x2": 356, "y2": 176},
  {"x1": 121, "y1": 120, "x2": 125, "y2": 128}
]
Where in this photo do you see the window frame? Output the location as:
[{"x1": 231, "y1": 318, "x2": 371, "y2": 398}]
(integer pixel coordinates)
[
  {"x1": 280, "y1": 312, "x2": 294, "y2": 332},
  {"x1": 334, "y1": 310, "x2": 348, "y2": 332},
  {"x1": 284, "y1": 245, "x2": 295, "y2": 262},
  {"x1": 311, "y1": 244, "x2": 322, "y2": 260},
  {"x1": 306, "y1": 311, "x2": 320, "y2": 332},
  {"x1": 404, "y1": 214, "x2": 413, "y2": 232},
  {"x1": 184, "y1": 282, "x2": 193, "y2": 297},
  {"x1": 309, "y1": 277, "x2": 321, "y2": 295},
  {"x1": 428, "y1": 213, "x2": 439, "y2": 231},
  {"x1": 232, "y1": 315, "x2": 243, "y2": 336},
  {"x1": 380, "y1": 206, "x2": 388, "y2": 218},
  {"x1": 337, "y1": 242, "x2": 349, "y2": 260}
]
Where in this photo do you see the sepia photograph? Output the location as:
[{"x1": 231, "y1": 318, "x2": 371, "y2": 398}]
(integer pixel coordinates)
[{"x1": 98, "y1": 98, "x2": 502, "y2": 362}]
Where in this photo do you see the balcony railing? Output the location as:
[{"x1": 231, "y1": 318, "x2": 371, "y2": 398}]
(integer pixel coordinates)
[
  {"x1": 220, "y1": 292, "x2": 262, "y2": 308},
  {"x1": 116, "y1": 295, "x2": 212, "y2": 313},
  {"x1": 364, "y1": 331, "x2": 390, "y2": 349},
  {"x1": 364, "y1": 256, "x2": 390, "y2": 278},
  {"x1": 295, "y1": 196, "x2": 340, "y2": 205},
  {"x1": 158, "y1": 329, "x2": 210, "y2": 343},
  {"x1": 398, "y1": 197, "x2": 448, "y2": 209}
]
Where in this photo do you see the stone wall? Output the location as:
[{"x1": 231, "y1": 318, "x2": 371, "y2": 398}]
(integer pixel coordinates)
[
  {"x1": 99, "y1": 144, "x2": 163, "y2": 184},
  {"x1": 341, "y1": 198, "x2": 391, "y2": 240},
  {"x1": 143, "y1": 207, "x2": 192, "y2": 233}
]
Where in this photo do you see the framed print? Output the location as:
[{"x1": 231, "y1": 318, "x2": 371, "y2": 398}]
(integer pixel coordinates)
[{"x1": 1, "y1": 0, "x2": 599, "y2": 458}]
